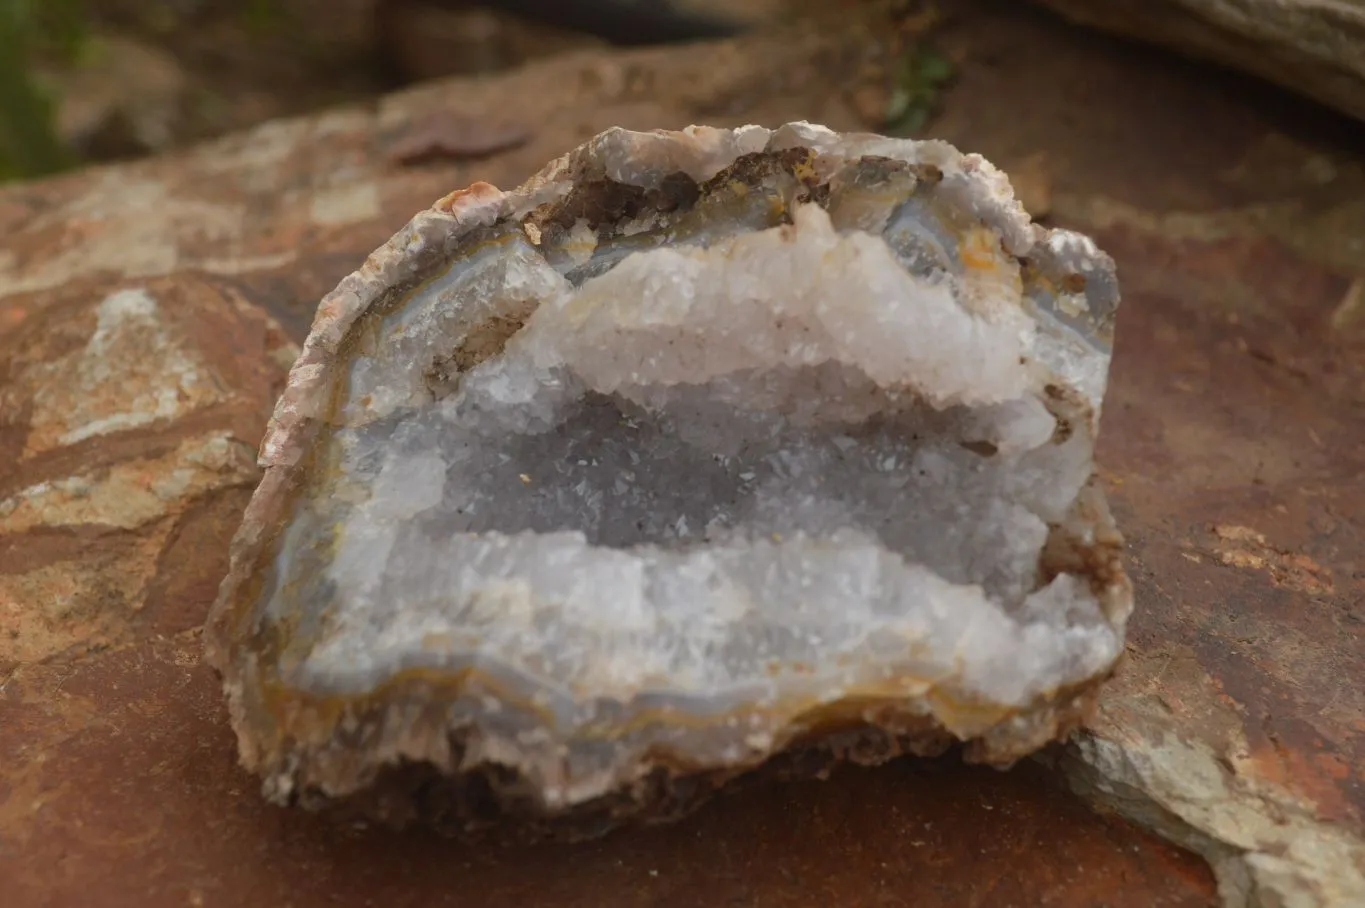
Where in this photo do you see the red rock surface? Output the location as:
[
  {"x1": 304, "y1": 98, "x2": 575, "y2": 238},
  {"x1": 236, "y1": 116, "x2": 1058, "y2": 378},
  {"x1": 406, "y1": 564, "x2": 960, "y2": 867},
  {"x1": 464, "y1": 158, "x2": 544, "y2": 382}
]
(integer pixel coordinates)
[{"x1": 0, "y1": 275, "x2": 295, "y2": 668}]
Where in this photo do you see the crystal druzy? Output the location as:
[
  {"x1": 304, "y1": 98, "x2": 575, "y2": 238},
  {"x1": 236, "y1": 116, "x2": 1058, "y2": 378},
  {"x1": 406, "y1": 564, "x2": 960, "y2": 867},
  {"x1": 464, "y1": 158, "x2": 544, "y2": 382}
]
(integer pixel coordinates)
[{"x1": 207, "y1": 122, "x2": 1132, "y2": 839}]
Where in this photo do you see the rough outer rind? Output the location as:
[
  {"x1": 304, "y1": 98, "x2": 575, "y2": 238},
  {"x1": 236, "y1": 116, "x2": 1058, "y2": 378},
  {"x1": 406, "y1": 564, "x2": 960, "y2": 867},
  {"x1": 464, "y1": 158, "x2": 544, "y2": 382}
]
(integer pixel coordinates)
[{"x1": 206, "y1": 122, "x2": 1132, "y2": 838}]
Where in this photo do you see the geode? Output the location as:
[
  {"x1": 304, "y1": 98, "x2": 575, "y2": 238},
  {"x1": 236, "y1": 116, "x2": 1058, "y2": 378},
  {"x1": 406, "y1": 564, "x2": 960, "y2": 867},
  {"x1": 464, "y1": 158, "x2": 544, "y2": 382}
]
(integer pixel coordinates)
[{"x1": 206, "y1": 122, "x2": 1132, "y2": 839}]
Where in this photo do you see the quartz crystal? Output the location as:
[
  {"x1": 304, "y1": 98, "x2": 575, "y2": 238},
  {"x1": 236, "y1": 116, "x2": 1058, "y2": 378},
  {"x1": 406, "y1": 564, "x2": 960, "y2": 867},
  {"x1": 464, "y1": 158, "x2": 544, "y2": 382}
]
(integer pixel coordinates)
[{"x1": 207, "y1": 122, "x2": 1132, "y2": 839}]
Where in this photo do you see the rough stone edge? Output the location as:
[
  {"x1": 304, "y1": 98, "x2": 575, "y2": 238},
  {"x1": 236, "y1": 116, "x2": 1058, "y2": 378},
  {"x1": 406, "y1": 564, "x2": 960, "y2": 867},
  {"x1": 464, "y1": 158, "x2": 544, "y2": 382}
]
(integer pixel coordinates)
[
  {"x1": 1053, "y1": 723, "x2": 1365, "y2": 908},
  {"x1": 1031, "y1": 0, "x2": 1365, "y2": 125},
  {"x1": 203, "y1": 121, "x2": 1133, "y2": 825},
  {"x1": 267, "y1": 678, "x2": 1107, "y2": 843}
]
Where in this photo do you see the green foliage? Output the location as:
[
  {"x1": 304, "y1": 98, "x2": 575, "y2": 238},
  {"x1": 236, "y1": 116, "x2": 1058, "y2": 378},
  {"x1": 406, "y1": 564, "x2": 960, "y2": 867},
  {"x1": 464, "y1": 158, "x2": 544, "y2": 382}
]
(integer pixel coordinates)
[
  {"x1": 243, "y1": 0, "x2": 284, "y2": 35},
  {"x1": 884, "y1": 41, "x2": 954, "y2": 137},
  {"x1": 0, "y1": 0, "x2": 89, "y2": 180},
  {"x1": 0, "y1": 0, "x2": 294, "y2": 183}
]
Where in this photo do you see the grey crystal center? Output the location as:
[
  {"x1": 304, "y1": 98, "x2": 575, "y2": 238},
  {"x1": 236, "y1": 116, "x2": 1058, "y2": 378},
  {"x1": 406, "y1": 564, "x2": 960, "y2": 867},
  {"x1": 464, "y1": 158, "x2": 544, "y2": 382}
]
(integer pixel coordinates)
[{"x1": 395, "y1": 386, "x2": 1047, "y2": 603}]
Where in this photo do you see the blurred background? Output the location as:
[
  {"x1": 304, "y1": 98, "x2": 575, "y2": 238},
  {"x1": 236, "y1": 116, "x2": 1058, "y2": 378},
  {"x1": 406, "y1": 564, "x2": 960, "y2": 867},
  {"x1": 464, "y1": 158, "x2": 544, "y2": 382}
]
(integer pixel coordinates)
[{"x1": 0, "y1": 0, "x2": 952, "y2": 181}]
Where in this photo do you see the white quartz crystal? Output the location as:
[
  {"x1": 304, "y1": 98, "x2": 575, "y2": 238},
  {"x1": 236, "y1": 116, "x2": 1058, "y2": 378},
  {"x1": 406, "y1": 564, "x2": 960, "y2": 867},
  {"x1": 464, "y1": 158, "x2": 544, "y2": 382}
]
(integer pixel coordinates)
[{"x1": 209, "y1": 123, "x2": 1131, "y2": 836}]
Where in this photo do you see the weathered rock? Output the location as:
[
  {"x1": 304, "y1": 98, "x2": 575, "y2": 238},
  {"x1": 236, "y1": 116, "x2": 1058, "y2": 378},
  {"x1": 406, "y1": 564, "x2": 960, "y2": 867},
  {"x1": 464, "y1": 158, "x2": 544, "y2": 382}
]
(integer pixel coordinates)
[
  {"x1": 205, "y1": 122, "x2": 1131, "y2": 838},
  {"x1": 1031, "y1": 0, "x2": 1365, "y2": 124},
  {"x1": 1058, "y1": 687, "x2": 1365, "y2": 908},
  {"x1": 0, "y1": 275, "x2": 295, "y2": 670}
]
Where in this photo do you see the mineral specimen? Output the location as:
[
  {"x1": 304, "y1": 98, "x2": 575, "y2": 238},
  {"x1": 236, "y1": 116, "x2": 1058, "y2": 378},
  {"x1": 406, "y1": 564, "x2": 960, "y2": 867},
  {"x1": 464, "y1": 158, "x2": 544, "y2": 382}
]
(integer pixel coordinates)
[{"x1": 206, "y1": 122, "x2": 1132, "y2": 839}]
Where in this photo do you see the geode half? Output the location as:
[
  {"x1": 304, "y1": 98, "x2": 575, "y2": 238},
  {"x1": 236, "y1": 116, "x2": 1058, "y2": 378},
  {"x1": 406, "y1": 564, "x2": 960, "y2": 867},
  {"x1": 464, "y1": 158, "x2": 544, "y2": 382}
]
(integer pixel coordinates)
[{"x1": 207, "y1": 122, "x2": 1132, "y2": 839}]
